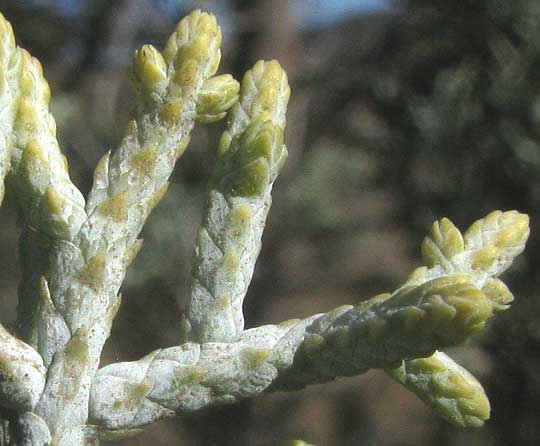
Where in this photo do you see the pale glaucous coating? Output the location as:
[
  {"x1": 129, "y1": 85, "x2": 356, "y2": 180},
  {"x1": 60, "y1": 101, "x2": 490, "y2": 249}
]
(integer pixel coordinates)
[{"x1": 0, "y1": 8, "x2": 531, "y2": 446}]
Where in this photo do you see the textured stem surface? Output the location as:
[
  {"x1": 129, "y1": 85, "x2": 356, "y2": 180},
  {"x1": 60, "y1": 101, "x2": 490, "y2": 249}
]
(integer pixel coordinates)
[
  {"x1": 90, "y1": 273, "x2": 488, "y2": 428},
  {"x1": 90, "y1": 211, "x2": 528, "y2": 430},
  {"x1": 187, "y1": 60, "x2": 290, "y2": 342},
  {"x1": 32, "y1": 11, "x2": 227, "y2": 444}
]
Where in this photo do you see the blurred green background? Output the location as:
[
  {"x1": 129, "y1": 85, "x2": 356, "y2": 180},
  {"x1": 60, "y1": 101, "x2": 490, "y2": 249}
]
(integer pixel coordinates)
[{"x1": 0, "y1": 0, "x2": 539, "y2": 445}]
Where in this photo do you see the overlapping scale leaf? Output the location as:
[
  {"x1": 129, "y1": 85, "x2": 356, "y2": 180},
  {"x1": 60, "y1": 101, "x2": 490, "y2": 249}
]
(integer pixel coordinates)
[
  {"x1": 480, "y1": 277, "x2": 514, "y2": 311},
  {"x1": 391, "y1": 275, "x2": 494, "y2": 343},
  {"x1": 214, "y1": 118, "x2": 286, "y2": 197},
  {"x1": 421, "y1": 218, "x2": 464, "y2": 270}
]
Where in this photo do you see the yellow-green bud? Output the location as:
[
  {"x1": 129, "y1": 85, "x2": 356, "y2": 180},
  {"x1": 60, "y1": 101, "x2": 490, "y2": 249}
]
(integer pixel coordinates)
[
  {"x1": 387, "y1": 351, "x2": 490, "y2": 427},
  {"x1": 196, "y1": 74, "x2": 239, "y2": 123},
  {"x1": 164, "y1": 10, "x2": 222, "y2": 78},
  {"x1": 463, "y1": 210, "x2": 529, "y2": 275},
  {"x1": 132, "y1": 44, "x2": 167, "y2": 98},
  {"x1": 421, "y1": 218, "x2": 464, "y2": 269}
]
